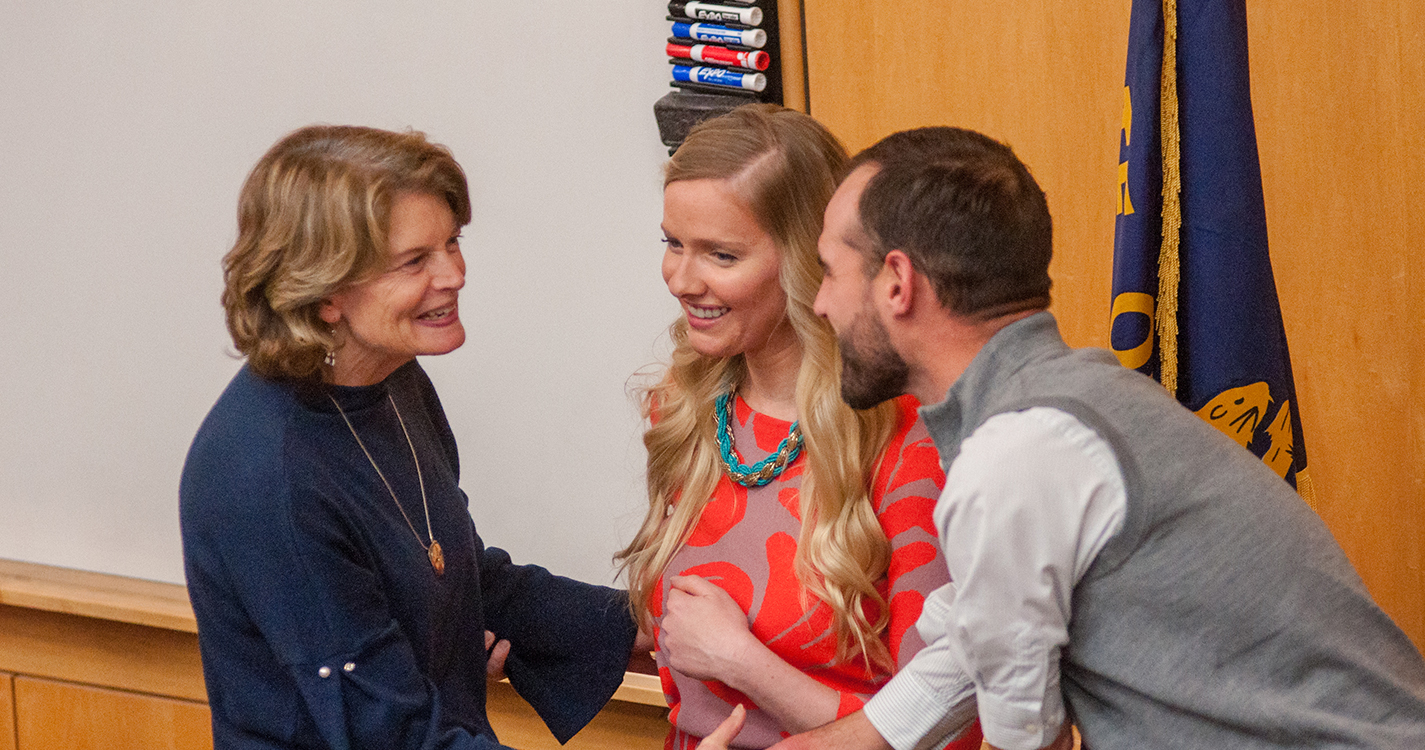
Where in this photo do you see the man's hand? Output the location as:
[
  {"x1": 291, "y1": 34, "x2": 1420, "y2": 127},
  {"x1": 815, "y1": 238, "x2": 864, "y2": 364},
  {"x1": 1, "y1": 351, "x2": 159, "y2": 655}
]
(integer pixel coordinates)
[
  {"x1": 989, "y1": 721, "x2": 1074, "y2": 750},
  {"x1": 1046, "y1": 721, "x2": 1074, "y2": 750},
  {"x1": 766, "y1": 710, "x2": 892, "y2": 750}
]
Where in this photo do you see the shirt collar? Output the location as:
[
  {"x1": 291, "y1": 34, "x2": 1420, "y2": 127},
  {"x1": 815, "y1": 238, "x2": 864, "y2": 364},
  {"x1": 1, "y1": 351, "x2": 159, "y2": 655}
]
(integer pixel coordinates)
[{"x1": 918, "y1": 310, "x2": 1067, "y2": 470}]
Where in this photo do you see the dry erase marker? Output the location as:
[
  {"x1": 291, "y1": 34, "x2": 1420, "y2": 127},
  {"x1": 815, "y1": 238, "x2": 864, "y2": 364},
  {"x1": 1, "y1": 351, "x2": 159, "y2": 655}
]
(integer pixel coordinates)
[
  {"x1": 669, "y1": 2, "x2": 763, "y2": 26},
  {"x1": 672, "y1": 21, "x2": 768, "y2": 49},
  {"x1": 666, "y1": 42, "x2": 771, "y2": 71},
  {"x1": 672, "y1": 64, "x2": 767, "y2": 92}
]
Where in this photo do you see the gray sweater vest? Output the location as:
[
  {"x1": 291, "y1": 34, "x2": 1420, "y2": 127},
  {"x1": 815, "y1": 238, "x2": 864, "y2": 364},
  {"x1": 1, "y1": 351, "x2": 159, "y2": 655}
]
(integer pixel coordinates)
[{"x1": 920, "y1": 312, "x2": 1425, "y2": 749}]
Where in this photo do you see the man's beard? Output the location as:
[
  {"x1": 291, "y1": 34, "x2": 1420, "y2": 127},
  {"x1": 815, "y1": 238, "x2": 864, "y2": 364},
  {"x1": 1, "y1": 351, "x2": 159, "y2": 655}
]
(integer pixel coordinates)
[{"x1": 837, "y1": 309, "x2": 910, "y2": 410}]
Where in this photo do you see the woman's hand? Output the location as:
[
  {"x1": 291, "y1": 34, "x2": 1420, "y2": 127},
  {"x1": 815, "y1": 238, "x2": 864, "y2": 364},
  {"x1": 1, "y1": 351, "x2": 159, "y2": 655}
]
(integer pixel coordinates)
[
  {"x1": 664, "y1": 575, "x2": 841, "y2": 734},
  {"x1": 661, "y1": 575, "x2": 760, "y2": 684},
  {"x1": 696, "y1": 704, "x2": 746, "y2": 750},
  {"x1": 484, "y1": 630, "x2": 510, "y2": 681}
]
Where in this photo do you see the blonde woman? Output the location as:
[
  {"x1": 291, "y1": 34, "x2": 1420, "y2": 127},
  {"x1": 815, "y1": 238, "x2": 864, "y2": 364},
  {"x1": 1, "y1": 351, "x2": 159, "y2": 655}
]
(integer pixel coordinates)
[{"x1": 619, "y1": 105, "x2": 983, "y2": 750}]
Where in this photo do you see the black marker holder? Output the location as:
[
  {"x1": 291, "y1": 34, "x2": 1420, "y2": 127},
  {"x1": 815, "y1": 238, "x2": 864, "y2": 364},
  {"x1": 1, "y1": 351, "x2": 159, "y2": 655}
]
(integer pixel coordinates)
[{"x1": 654, "y1": 0, "x2": 783, "y2": 152}]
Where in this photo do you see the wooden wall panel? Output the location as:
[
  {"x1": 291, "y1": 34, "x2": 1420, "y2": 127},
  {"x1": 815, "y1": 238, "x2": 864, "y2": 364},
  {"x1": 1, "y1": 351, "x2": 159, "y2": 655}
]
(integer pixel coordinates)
[
  {"x1": 1245, "y1": 0, "x2": 1425, "y2": 651},
  {"x1": 14, "y1": 677, "x2": 211, "y2": 750},
  {"x1": 2, "y1": 673, "x2": 15, "y2": 750},
  {"x1": 804, "y1": 0, "x2": 1425, "y2": 650},
  {"x1": 804, "y1": 0, "x2": 1130, "y2": 349}
]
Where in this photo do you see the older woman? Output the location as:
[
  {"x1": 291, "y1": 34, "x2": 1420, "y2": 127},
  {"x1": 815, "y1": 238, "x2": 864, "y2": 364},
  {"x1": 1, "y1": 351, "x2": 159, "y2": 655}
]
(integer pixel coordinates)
[
  {"x1": 181, "y1": 125, "x2": 638, "y2": 750},
  {"x1": 618, "y1": 105, "x2": 983, "y2": 749}
]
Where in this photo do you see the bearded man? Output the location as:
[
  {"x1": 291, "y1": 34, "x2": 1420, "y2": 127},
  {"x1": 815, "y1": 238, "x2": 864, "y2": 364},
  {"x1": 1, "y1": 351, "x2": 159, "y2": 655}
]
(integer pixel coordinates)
[{"x1": 755, "y1": 126, "x2": 1425, "y2": 750}]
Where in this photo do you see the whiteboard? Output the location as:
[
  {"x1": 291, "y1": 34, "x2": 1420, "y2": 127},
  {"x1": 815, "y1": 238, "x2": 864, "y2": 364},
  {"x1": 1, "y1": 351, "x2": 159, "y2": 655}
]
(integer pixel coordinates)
[{"x1": 0, "y1": 1, "x2": 677, "y2": 586}]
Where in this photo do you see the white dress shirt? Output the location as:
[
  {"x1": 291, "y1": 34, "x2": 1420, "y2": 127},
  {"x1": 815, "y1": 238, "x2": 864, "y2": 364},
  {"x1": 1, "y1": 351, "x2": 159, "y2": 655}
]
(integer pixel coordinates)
[{"x1": 864, "y1": 407, "x2": 1127, "y2": 750}]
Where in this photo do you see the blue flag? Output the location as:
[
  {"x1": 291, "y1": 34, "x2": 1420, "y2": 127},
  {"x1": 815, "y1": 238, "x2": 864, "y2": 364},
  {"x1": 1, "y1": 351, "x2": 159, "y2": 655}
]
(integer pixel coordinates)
[{"x1": 1110, "y1": 0, "x2": 1313, "y2": 501}]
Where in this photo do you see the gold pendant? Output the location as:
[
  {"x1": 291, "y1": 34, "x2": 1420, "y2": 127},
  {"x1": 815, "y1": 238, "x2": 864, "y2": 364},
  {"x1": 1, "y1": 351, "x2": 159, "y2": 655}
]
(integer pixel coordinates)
[{"x1": 428, "y1": 541, "x2": 445, "y2": 576}]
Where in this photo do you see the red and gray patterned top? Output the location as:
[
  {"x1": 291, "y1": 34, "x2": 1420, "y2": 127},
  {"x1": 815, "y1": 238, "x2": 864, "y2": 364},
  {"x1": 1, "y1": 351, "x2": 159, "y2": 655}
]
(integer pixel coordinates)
[{"x1": 651, "y1": 394, "x2": 982, "y2": 749}]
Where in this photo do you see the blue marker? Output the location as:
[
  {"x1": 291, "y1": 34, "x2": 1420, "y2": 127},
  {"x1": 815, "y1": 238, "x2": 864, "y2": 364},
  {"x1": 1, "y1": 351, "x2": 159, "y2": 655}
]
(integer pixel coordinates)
[
  {"x1": 672, "y1": 64, "x2": 767, "y2": 92},
  {"x1": 672, "y1": 21, "x2": 767, "y2": 49}
]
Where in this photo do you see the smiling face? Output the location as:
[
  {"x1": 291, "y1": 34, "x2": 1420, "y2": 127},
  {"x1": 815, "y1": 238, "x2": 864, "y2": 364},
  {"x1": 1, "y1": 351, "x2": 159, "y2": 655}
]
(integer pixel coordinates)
[
  {"x1": 661, "y1": 177, "x2": 794, "y2": 362},
  {"x1": 320, "y1": 191, "x2": 466, "y2": 385}
]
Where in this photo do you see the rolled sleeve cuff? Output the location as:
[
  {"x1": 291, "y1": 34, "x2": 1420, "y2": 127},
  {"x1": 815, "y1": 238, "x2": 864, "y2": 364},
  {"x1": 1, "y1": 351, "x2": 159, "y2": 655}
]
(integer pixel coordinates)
[
  {"x1": 975, "y1": 689, "x2": 1062, "y2": 750},
  {"x1": 865, "y1": 669, "x2": 976, "y2": 750}
]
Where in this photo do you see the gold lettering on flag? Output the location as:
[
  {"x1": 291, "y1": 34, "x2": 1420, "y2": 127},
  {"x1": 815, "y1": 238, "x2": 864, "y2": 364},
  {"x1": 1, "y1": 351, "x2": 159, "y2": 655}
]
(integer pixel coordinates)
[
  {"x1": 1110, "y1": 292, "x2": 1156, "y2": 369},
  {"x1": 1119, "y1": 87, "x2": 1135, "y2": 216}
]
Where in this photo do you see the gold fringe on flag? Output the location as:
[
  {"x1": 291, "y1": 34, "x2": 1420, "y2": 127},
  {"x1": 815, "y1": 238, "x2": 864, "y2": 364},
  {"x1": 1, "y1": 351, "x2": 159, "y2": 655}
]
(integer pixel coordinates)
[
  {"x1": 1157, "y1": 0, "x2": 1182, "y2": 396},
  {"x1": 1150, "y1": 0, "x2": 1317, "y2": 513},
  {"x1": 1296, "y1": 467, "x2": 1318, "y2": 510}
]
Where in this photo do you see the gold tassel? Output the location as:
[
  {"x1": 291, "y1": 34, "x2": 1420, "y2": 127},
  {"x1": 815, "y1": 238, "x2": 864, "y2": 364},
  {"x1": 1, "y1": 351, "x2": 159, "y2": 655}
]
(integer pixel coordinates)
[
  {"x1": 1157, "y1": 0, "x2": 1182, "y2": 396},
  {"x1": 1153, "y1": 1, "x2": 1316, "y2": 514}
]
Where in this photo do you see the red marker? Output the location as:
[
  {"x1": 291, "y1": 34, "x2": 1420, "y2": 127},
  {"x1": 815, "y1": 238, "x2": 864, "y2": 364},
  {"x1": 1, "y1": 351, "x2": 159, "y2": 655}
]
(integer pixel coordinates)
[{"x1": 667, "y1": 42, "x2": 771, "y2": 71}]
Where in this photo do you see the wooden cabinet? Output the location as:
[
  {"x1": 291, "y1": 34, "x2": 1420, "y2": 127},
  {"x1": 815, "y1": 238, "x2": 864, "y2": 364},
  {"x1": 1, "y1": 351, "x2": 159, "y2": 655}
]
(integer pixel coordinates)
[
  {"x1": 2, "y1": 672, "x2": 16, "y2": 750},
  {"x1": 0, "y1": 560, "x2": 667, "y2": 750},
  {"x1": 13, "y1": 677, "x2": 211, "y2": 750}
]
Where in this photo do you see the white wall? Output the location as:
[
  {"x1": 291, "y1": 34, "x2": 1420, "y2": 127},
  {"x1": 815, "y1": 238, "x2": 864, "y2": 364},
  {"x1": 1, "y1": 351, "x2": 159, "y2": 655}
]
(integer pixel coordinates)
[{"x1": 0, "y1": 1, "x2": 676, "y2": 585}]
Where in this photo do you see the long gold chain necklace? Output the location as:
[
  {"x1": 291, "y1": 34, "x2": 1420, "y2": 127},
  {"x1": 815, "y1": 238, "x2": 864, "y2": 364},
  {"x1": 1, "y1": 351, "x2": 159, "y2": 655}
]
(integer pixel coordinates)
[{"x1": 329, "y1": 393, "x2": 445, "y2": 576}]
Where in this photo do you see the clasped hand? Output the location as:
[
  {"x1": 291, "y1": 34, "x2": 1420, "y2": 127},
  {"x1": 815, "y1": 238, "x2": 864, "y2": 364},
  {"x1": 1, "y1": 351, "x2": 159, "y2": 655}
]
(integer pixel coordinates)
[
  {"x1": 483, "y1": 630, "x2": 510, "y2": 681},
  {"x1": 661, "y1": 575, "x2": 758, "y2": 684}
]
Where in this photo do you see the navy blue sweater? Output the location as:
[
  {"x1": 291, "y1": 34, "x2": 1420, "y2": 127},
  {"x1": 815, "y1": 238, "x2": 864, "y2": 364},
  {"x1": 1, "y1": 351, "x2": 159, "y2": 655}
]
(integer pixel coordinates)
[{"x1": 181, "y1": 362, "x2": 636, "y2": 749}]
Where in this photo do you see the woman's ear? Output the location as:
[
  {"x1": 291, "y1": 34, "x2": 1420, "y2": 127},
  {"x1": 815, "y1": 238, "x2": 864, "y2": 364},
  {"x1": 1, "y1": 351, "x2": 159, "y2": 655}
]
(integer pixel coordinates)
[{"x1": 318, "y1": 298, "x2": 342, "y2": 325}]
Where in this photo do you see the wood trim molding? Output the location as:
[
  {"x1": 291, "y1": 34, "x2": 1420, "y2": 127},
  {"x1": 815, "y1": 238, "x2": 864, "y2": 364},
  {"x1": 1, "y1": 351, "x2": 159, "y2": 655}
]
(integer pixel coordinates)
[
  {"x1": 611, "y1": 671, "x2": 666, "y2": 707},
  {"x1": 776, "y1": 0, "x2": 808, "y2": 112},
  {"x1": 0, "y1": 559, "x2": 195, "y2": 634}
]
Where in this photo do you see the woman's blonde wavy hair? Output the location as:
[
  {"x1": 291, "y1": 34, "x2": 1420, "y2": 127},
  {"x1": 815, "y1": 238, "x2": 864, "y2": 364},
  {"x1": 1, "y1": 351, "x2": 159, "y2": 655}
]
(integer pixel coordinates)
[
  {"x1": 617, "y1": 104, "x2": 902, "y2": 669},
  {"x1": 222, "y1": 125, "x2": 470, "y2": 381}
]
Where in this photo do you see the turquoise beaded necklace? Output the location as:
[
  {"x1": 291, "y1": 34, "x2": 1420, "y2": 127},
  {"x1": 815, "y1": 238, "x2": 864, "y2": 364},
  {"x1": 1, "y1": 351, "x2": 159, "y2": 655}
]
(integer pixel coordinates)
[{"x1": 714, "y1": 391, "x2": 804, "y2": 487}]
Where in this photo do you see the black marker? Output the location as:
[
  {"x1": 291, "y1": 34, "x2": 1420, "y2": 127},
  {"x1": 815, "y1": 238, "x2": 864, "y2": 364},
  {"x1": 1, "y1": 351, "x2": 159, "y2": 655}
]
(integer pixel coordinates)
[{"x1": 669, "y1": 2, "x2": 763, "y2": 27}]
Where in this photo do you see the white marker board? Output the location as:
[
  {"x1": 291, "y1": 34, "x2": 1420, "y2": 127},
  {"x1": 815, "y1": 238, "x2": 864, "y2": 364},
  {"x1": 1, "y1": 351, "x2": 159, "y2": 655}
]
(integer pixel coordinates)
[{"x1": 0, "y1": 1, "x2": 680, "y2": 586}]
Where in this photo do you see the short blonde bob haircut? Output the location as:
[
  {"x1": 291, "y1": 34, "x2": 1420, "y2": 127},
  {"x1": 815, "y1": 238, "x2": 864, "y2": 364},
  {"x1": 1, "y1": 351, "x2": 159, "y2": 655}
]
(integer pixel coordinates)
[
  {"x1": 222, "y1": 125, "x2": 470, "y2": 381},
  {"x1": 617, "y1": 104, "x2": 902, "y2": 669}
]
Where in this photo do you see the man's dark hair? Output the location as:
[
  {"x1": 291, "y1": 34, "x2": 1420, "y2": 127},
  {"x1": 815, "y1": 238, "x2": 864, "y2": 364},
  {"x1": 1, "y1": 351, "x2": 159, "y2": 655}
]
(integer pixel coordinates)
[{"x1": 847, "y1": 127, "x2": 1053, "y2": 317}]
